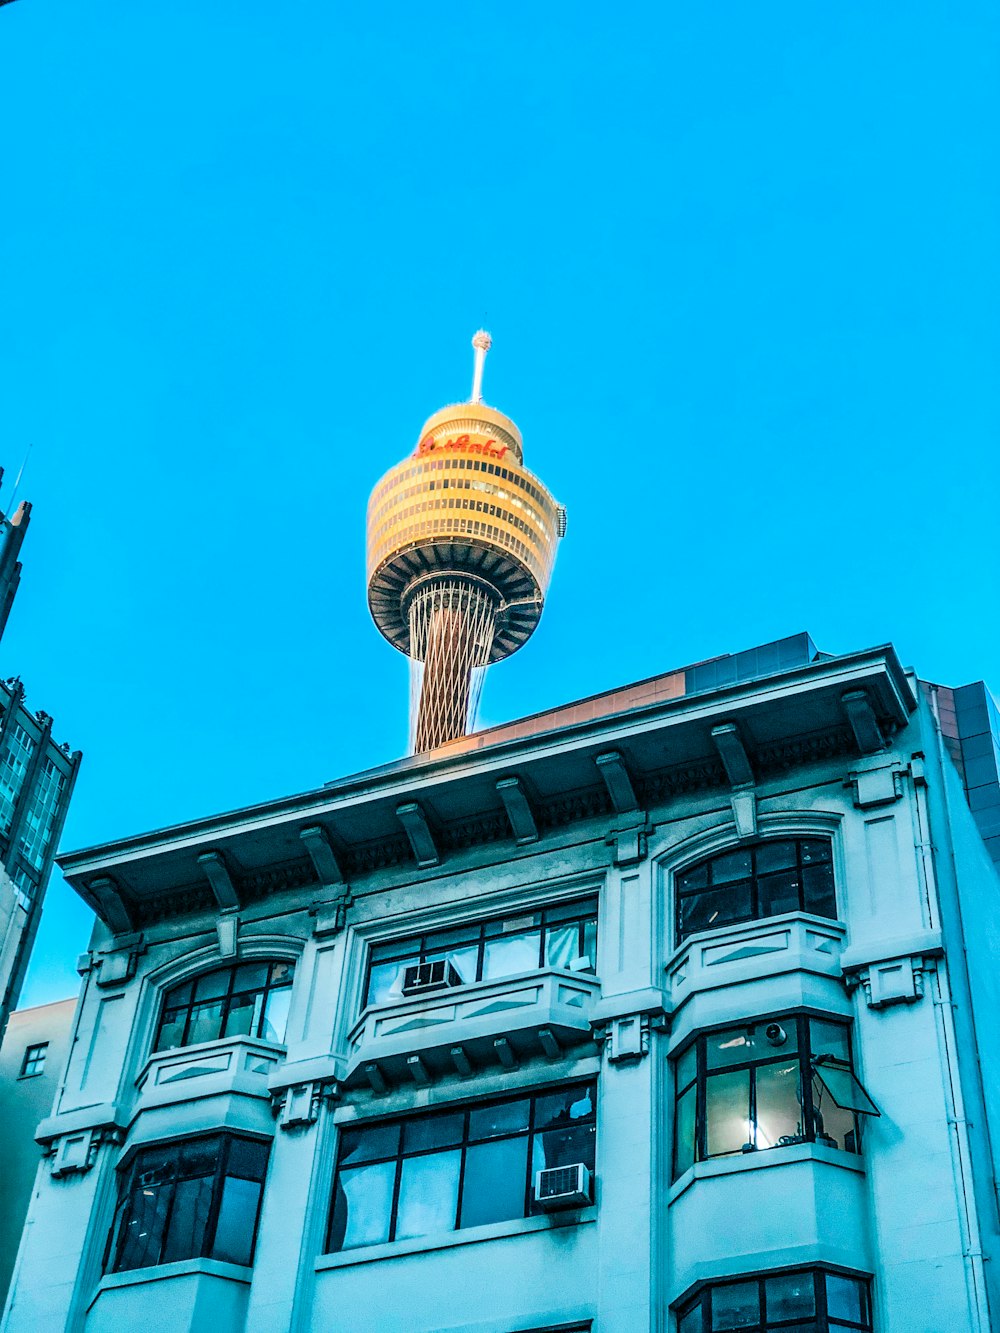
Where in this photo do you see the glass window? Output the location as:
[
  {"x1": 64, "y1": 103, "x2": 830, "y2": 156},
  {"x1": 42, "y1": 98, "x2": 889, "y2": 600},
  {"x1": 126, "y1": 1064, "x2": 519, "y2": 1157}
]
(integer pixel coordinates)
[
  {"x1": 675, "y1": 839, "x2": 836, "y2": 944},
  {"x1": 677, "y1": 1270, "x2": 872, "y2": 1332},
  {"x1": 153, "y1": 960, "x2": 295, "y2": 1053},
  {"x1": 672, "y1": 1016, "x2": 878, "y2": 1177},
  {"x1": 326, "y1": 1081, "x2": 597, "y2": 1252},
  {"x1": 362, "y1": 897, "x2": 599, "y2": 1008},
  {"x1": 19, "y1": 1042, "x2": 48, "y2": 1077},
  {"x1": 106, "y1": 1134, "x2": 269, "y2": 1273}
]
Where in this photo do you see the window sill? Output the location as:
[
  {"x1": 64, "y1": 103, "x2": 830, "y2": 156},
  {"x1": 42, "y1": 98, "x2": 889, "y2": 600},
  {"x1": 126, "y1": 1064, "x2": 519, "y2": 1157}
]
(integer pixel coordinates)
[
  {"x1": 668, "y1": 1140, "x2": 865, "y2": 1204},
  {"x1": 316, "y1": 1208, "x2": 597, "y2": 1270},
  {"x1": 665, "y1": 910, "x2": 846, "y2": 967},
  {"x1": 88, "y1": 1258, "x2": 253, "y2": 1310}
]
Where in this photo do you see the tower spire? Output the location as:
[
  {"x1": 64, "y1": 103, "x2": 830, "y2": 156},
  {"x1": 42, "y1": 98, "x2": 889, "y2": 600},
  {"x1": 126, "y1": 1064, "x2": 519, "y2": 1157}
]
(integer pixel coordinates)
[{"x1": 470, "y1": 330, "x2": 492, "y2": 404}]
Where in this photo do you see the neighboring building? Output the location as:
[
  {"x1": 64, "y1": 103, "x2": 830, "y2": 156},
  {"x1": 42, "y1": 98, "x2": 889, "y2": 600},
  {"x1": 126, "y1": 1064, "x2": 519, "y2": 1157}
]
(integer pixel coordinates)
[
  {"x1": 0, "y1": 998, "x2": 76, "y2": 1307},
  {"x1": 3, "y1": 631, "x2": 1000, "y2": 1333},
  {"x1": 0, "y1": 490, "x2": 81, "y2": 1039}
]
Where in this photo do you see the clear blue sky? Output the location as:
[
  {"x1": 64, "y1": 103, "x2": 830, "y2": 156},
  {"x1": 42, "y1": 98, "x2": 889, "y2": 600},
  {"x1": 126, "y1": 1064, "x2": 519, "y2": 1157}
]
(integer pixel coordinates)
[{"x1": 2, "y1": 2, "x2": 998, "y2": 1006}]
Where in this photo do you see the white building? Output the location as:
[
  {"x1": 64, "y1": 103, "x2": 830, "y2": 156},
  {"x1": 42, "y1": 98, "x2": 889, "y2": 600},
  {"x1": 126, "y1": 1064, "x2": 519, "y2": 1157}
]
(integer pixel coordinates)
[{"x1": 4, "y1": 632, "x2": 1000, "y2": 1333}]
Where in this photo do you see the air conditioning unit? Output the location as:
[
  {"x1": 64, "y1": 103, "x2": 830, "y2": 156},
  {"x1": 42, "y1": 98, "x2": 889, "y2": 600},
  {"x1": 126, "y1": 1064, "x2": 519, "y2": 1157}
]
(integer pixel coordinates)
[
  {"x1": 401, "y1": 960, "x2": 463, "y2": 995},
  {"x1": 534, "y1": 1163, "x2": 591, "y2": 1210}
]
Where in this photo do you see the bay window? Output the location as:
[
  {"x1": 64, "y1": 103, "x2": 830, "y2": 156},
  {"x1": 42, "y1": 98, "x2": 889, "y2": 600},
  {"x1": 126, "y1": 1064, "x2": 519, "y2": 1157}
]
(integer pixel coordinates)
[
  {"x1": 673, "y1": 1015, "x2": 878, "y2": 1177},
  {"x1": 154, "y1": 960, "x2": 294, "y2": 1053},
  {"x1": 107, "y1": 1133, "x2": 269, "y2": 1273},
  {"x1": 327, "y1": 1081, "x2": 596, "y2": 1252},
  {"x1": 677, "y1": 1269, "x2": 872, "y2": 1332}
]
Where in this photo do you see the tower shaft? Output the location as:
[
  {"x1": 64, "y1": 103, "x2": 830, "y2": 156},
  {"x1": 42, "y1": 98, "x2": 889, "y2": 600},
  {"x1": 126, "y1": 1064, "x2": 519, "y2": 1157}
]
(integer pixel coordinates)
[{"x1": 409, "y1": 579, "x2": 498, "y2": 751}]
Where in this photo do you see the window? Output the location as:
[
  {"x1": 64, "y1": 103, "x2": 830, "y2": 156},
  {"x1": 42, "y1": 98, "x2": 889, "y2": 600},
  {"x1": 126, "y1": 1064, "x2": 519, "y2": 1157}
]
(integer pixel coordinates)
[
  {"x1": 327, "y1": 1081, "x2": 596, "y2": 1252},
  {"x1": 673, "y1": 1015, "x2": 878, "y2": 1177},
  {"x1": 677, "y1": 1269, "x2": 872, "y2": 1332},
  {"x1": 364, "y1": 897, "x2": 598, "y2": 1008},
  {"x1": 106, "y1": 1134, "x2": 269, "y2": 1273},
  {"x1": 154, "y1": 960, "x2": 294, "y2": 1053},
  {"x1": 675, "y1": 839, "x2": 836, "y2": 943},
  {"x1": 19, "y1": 1042, "x2": 47, "y2": 1077}
]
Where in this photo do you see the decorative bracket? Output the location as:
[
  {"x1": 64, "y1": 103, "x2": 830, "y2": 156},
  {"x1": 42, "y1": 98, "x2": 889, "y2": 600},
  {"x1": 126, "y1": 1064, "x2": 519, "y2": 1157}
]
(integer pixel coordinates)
[
  {"x1": 496, "y1": 776, "x2": 539, "y2": 845},
  {"x1": 841, "y1": 932, "x2": 943, "y2": 1008},
  {"x1": 48, "y1": 1124, "x2": 123, "y2": 1177},
  {"x1": 86, "y1": 875, "x2": 136, "y2": 938},
  {"x1": 592, "y1": 1008, "x2": 668, "y2": 1063},
  {"x1": 93, "y1": 931, "x2": 146, "y2": 989},
  {"x1": 198, "y1": 850, "x2": 240, "y2": 911},
  {"x1": 841, "y1": 690, "x2": 886, "y2": 755},
  {"x1": 302, "y1": 825, "x2": 351, "y2": 936},
  {"x1": 846, "y1": 760, "x2": 906, "y2": 809},
  {"x1": 711, "y1": 723, "x2": 757, "y2": 838},
  {"x1": 273, "y1": 1078, "x2": 340, "y2": 1129},
  {"x1": 396, "y1": 802, "x2": 440, "y2": 868},
  {"x1": 605, "y1": 817, "x2": 651, "y2": 867},
  {"x1": 595, "y1": 751, "x2": 640, "y2": 816}
]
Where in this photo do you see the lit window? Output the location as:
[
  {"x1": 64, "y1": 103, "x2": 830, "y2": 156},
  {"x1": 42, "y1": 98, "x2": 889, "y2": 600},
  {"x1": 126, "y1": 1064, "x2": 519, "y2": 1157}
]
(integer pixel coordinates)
[
  {"x1": 364, "y1": 898, "x2": 598, "y2": 1009},
  {"x1": 154, "y1": 960, "x2": 294, "y2": 1053},
  {"x1": 675, "y1": 838, "x2": 836, "y2": 944},
  {"x1": 676, "y1": 1269, "x2": 872, "y2": 1332},
  {"x1": 106, "y1": 1134, "x2": 269, "y2": 1273},
  {"x1": 20, "y1": 1042, "x2": 48, "y2": 1077},
  {"x1": 326, "y1": 1082, "x2": 597, "y2": 1252},
  {"x1": 673, "y1": 1015, "x2": 878, "y2": 1177}
]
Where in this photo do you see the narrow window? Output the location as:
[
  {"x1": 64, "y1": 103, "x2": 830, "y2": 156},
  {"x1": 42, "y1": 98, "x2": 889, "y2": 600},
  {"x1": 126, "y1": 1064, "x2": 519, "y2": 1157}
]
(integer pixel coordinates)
[
  {"x1": 676, "y1": 1268, "x2": 872, "y2": 1332},
  {"x1": 363, "y1": 897, "x2": 598, "y2": 1009},
  {"x1": 19, "y1": 1042, "x2": 48, "y2": 1077},
  {"x1": 326, "y1": 1082, "x2": 596, "y2": 1252},
  {"x1": 675, "y1": 838, "x2": 836, "y2": 944},
  {"x1": 154, "y1": 960, "x2": 294, "y2": 1053},
  {"x1": 107, "y1": 1134, "x2": 269, "y2": 1273},
  {"x1": 672, "y1": 1015, "x2": 878, "y2": 1178}
]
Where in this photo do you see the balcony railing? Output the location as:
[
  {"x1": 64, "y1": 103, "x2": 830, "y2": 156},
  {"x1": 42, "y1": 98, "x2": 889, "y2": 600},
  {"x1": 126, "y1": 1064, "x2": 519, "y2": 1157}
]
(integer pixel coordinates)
[
  {"x1": 134, "y1": 1035, "x2": 286, "y2": 1113},
  {"x1": 344, "y1": 968, "x2": 601, "y2": 1092}
]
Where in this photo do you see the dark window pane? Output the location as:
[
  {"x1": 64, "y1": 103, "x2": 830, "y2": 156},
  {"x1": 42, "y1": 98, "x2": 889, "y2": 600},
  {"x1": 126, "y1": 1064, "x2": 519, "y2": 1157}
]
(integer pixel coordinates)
[
  {"x1": 177, "y1": 1138, "x2": 221, "y2": 1180},
  {"x1": 532, "y1": 1123, "x2": 596, "y2": 1177},
  {"x1": 754, "y1": 1060, "x2": 803, "y2": 1149},
  {"x1": 269, "y1": 961, "x2": 294, "y2": 985},
  {"x1": 339, "y1": 1123, "x2": 400, "y2": 1166},
  {"x1": 394, "y1": 1149, "x2": 461, "y2": 1240},
  {"x1": 705, "y1": 1069, "x2": 751, "y2": 1157},
  {"x1": 162, "y1": 980, "x2": 193, "y2": 1009},
  {"x1": 162, "y1": 1175, "x2": 213, "y2": 1262},
  {"x1": 212, "y1": 1175, "x2": 263, "y2": 1265},
  {"x1": 754, "y1": 840, "x2": 798, "y2": 874},
  {"x1": 581, "y1": 919, "x2": 598, "y2": 970},
  {"x1": 757, "y1": 870, "x2": 802, "y2": 917},
  {"x1": 545, "y1": 897, "x2": 597, "y2": 926},
  {"x1": 332, "y1": 1161, "x2": 395, "y2": 1249},
  {"x1": 811, "y1": 1073, "x2": 859, "y2": 1151},
  {"x1": 185, "y1": 999, "x2": 225, "y2": 1046},
  {"x1": 677, "y1": 864, "x2": 708, "y2": 893},
  {"x1": 705, "y1": 1026, "x2": 756, "y2": 1071},
  {"x1": 801, "y1": 862, "x2": 836, "y2": 918},
  {"x1": 800, "y1": 839, "x2": 831, "y2": 864},
  {"x1": 710, "y1": 849, "x2": 752, "y2": 884},
  {"x1": 680, "y1": 884, "x2": 752, "y2": 938},
  {"x1": 116, "y1": 1180, "x2": 173, "y2": 1270},
  {"x1": 826, "y1": 1273, "x2": 867, "y2": 1323},
  {"x1": 813, "y1": 1061, "x2": 879, "y2": 1118},
  {"x1": 223, "y1": 991, "x2": 259, "y2": 1038},
  {"x1": 678, "y1": 1305, "x2": 703, "y2": 1333},
  {"x1": 233, "y1": 963, "x2": 269, "y2": 992},
  {"x1": 533, "y1": 1084, "x2": 595, "y2": 1131},
  {"x1": 809, "y1": 1020, "x2": 850, "y2": 1064},
  {"x1": 467, "y1": 1099, "x2": 530, "y2": 1141},
  {"x1": 226, "y1": 1138, "x2": 269, "y2": 1182},
  {"x1": 674, "y1": 1084, "x2": 696, "y2": 1176},
  {"x1": 766, "y1": 1272, "x2": 816, "y2": 1319},
  {"x1": 194, "y1": 970, "x2": 230, "y2": 1001},
  {"x1": 460, "y1": 1138, "x2": 528, "y2": 1227},
  {"x1": 676, "y1": 1042, "x2": 697, "y2": 1090},
  {"x1": 401, "y1": 1112, "x2": 465, "y2": 1154},
  {"x1": 711, "y1": 1279, "x2": 760, "y2": 1328}
]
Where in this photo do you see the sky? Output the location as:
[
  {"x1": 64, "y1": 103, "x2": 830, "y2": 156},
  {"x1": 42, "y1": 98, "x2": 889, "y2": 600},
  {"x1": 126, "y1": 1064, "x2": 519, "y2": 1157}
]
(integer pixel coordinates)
[{"x1": 1, "y1": 2, "x2": 998, "y2": 1007}]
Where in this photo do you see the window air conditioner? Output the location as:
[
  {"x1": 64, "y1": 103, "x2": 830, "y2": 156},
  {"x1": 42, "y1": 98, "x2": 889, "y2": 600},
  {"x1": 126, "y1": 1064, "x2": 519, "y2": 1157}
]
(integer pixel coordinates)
[
  {"x1": 534, "y1": 1163, "x2": 591, "y2": 1210},
  {"x1": 401, "y1": 960, "x2": 463, "y2": 995}
]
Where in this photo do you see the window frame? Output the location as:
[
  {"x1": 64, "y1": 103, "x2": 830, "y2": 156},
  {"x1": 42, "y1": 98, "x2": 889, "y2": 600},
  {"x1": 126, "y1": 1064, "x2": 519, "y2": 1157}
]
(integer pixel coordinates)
[
  {"x1": 362, "y1": 896, "x2": 599, "y2": 1010},
  {"x1": 153, "y1": 958, "x2": 295, "y2": 1054},
  {"x1": 673, "y1": 1014, "x2": 875, "y2": 1178},
  {"x1": 105, "y1": 1131, "x2": 271, "y2": 1274},
  {"x1": 19, "y1": 1041, "x2": 48, "y2": 1078},
  {"x1": 674, "y1": 837, "x2": 837, "y2": 946},
  {"x1": 326, "y1": 1080, "x2": 598, "y2": 1253},
  {"x1": 676, "y1": 1267, "x2": 873, "y2": 1332}
]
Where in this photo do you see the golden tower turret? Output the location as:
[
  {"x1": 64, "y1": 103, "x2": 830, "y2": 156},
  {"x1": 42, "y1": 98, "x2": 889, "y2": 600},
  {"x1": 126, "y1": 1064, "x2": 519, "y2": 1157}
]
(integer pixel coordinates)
[{"x1": 366, "y1": 333, "x2": 566, "y2": 752}]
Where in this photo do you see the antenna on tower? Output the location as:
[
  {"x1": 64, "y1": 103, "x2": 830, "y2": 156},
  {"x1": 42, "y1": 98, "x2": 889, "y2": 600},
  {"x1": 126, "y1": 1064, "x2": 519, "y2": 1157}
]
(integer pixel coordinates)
[
  {"x1": 470, "y1": 330, "x2": 492, "y2": 404},
  {"x1": 8, "y1": 444, "x2": 31, "y2": 513}
]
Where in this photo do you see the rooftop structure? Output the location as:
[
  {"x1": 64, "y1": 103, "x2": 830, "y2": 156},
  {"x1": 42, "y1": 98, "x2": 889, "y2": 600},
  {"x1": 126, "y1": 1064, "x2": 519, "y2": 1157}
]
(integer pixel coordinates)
[{"x1": 366, "y1": 333, "x2": 566, "y2": 752}]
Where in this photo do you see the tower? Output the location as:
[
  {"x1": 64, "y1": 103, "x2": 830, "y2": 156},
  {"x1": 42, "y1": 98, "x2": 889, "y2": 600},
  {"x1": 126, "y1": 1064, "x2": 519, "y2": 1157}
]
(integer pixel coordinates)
[{"x1": 366, "y1": 333, "x2": 566, "y2": 752}]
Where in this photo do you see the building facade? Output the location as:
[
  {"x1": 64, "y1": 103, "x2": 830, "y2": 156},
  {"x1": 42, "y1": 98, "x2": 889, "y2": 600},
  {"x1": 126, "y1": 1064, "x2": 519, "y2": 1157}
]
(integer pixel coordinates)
[
  {"x1": 3, "y1": 633, "x2": 1000, "y2": 1333},
  {"x1": 0, "y1": 998, "x2": 77, "y2": 1306},
  {"x1": 0, "y1": 491, "x2": 81, "y2": 1039}
]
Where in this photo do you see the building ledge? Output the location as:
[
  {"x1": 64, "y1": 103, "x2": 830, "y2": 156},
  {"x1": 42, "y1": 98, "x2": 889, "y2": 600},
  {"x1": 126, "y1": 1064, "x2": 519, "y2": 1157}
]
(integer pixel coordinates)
[
  {"x1": 668, "y1": 1139, "x2": 866, "y2": 1206},
  {"x1": 315, "y1": 1208, "x2": 597, "y2": 1270},
  {"x1": 87, "y1": 1258, "x2": 252, "y2": 1311},
  {"x1": 131, "y1": 1035, "x2": 286, "y2": 1114},
  {"x1": 343, "y1": 968, "x2": 600, "y2": 1092}
]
